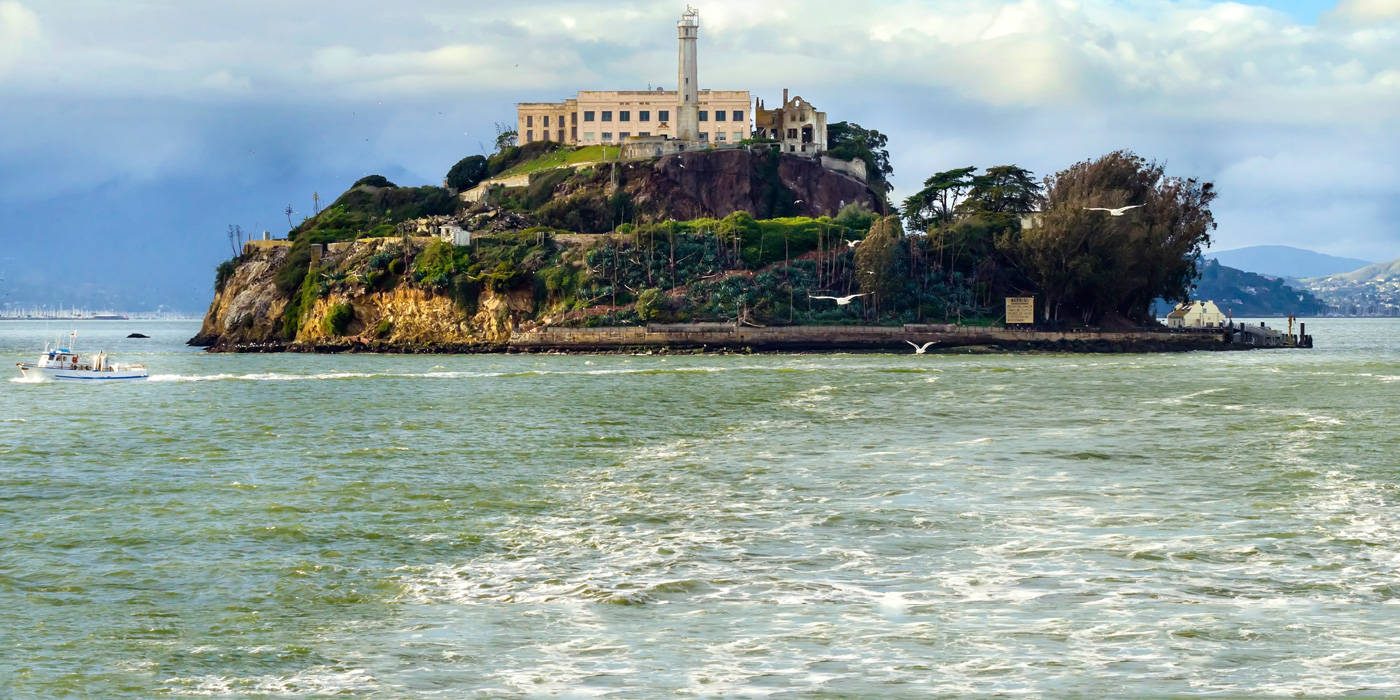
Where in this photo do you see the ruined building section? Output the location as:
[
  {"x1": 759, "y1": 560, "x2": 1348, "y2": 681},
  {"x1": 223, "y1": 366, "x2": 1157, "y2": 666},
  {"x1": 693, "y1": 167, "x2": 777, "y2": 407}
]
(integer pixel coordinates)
[
  {"x1": 675, "y1": 6, "x2": 701, "y2": 142},
  {"x1": 754, "y1": 89, "x2": 828, "y2": 156}
]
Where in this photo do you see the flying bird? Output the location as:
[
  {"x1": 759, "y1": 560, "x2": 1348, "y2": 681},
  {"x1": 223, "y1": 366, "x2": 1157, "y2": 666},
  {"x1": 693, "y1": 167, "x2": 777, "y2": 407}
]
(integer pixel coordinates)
[
  {"x1": 906, "y1": 340, "x2": 937, "y2": 354},
  {"x1": 845, "y1": 239, "x2": 861, "y2": 248},
  {"x1": 1085, "y1": 204, "x2": 1145, "y2": 216},
  {"x1": 810, "y1": 293, "x2": 868, "y2": 306}
]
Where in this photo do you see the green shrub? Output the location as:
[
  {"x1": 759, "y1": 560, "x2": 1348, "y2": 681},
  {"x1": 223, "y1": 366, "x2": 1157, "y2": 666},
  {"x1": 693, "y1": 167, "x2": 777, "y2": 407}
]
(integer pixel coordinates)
[
  {"x1": 635, "y1": 288, "x2": 664, "y2": 321},
  {"x1": 375, "y1": 319, "x2": 393, "y2": 338},
  {"x1": 446, "y1": 155, "x2": 488, "y2": 191},
  {"x1": 274, "y1": 246, "x2": 313, "y2": 296},
  {"x1": 215, "y1": 259, "x2": 238, "y2": 293},
  {"x1": 353, "y1": 174, "x2": 396, "y2": 188},
  {"x1": 323, "y1": 302, "x2": 354, "y2": 336}
]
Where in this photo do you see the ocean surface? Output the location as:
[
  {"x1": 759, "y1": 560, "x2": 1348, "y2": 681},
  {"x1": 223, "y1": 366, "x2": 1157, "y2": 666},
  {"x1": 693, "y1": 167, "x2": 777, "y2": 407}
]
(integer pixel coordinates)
[{"x1": 2, "y1": 318, "x2": 1398, "y2": 698}]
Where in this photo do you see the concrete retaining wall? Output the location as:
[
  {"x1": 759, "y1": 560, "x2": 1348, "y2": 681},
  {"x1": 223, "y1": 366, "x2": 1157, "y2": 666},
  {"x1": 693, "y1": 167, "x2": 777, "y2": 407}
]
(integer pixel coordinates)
[{"x1": 506, "y1": 324, "x2": 1236, "y2": 352}]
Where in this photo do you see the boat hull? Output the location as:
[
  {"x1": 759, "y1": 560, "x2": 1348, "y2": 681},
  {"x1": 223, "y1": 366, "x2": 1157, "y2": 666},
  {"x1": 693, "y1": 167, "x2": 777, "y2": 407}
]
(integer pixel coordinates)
[{"x1": 17, "y1": 364, "x2": 148, "y2": 381}]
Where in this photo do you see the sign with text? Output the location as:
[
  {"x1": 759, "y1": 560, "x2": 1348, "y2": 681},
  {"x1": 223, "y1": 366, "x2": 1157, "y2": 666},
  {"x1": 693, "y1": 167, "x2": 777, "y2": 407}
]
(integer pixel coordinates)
[{"x1": 1006, "y1": 297, "x2": 1035, "y2": 325}]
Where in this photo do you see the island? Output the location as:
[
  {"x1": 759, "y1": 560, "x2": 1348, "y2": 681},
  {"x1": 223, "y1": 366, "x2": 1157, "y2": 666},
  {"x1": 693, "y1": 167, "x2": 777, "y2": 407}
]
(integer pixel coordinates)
[{"x1": 191, "y1": 8, "x2": 1314, "y2": 354}]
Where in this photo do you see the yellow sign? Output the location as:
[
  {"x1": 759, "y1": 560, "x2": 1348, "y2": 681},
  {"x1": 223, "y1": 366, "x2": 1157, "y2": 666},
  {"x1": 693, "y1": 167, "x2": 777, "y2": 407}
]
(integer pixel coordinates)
[{"x1": 1006, "y1": 297, "x2": 1035, "y2": 325}]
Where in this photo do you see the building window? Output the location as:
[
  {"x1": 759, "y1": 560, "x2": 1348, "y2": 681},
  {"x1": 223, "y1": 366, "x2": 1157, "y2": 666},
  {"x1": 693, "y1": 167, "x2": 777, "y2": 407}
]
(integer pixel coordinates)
[
  {"x1": 584, "y1": 111, "x2": 595, "y2": 122},
  {"x1": 716, "y1": 132, "x2": 726, "y2": 141},
  {"x1": 557, "y1": 129, "x2": 564, "y2": 142},
  {"x1": 639, "y1": 110, "x2": 650, "y2": 122},
  {"x1": 543, "y1": 115, "x2": 550, "y2": 127},
  {"x1": 526, "y1": 115, "x2": 533, "y2": 127},
  {"x1": 714, "y1": 110, "x2": 726, "y2": 122},
  {"x1": 639, "y1": 131, "x2": 650, "y2": 137},
  {"x1": 733, "y1": 131, "x2": 743, "y2": 142},
  {"x1": 733, "y1": 110, "x2": 744, "y2": 122},
  {"x1": 658, "y1": 110, "x2": 670, "y2": 122},
  {"x1": 526, "y1": 129, "x2": 533, "y2": 142},
  {"x1": 602, "y1": 111, "x2": 613, "y2": 122},
  {"x1": 602, "y1": 132, "x2": 612, "y2": 142},
  {"x1": 571, "y1": 126, "x2": 577, "y2": 140},
  {"x1": 584, "y1": 132, "x2": 595, "y2": 142},
  {"x1": 619, "y1": 111, "x2": 630, "y2": 122},
  {"x1": 787, "y1": 128, "x2": 798, "y2": 139},
  {"x1": 698, "y1": 110, "x2": 708, "y2": 121},
  {"x1": 619, "y1": 132, "x2": 630, "y2": 139},
  {"x1": 699, "y1": 132, "x2": 709, "y2": 141},
  {"x1": 571, "y1": 113, "x2": 577, "y2": 125}
]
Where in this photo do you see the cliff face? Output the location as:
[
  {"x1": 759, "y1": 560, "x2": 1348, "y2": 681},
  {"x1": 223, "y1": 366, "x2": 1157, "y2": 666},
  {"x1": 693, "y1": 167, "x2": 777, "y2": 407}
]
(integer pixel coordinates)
[
  {"x1": 192, "y1": 238, "x2": 537, "y2": 351},
  {"x1": 193, "y1": 149, "x2": 891, "y2": 351},
  {"x1": 623, "y1": 149, "x2": 881, "y2": 222},
  {"x1": 190, "y1": 248, "x2": 292, "y2": 346}
]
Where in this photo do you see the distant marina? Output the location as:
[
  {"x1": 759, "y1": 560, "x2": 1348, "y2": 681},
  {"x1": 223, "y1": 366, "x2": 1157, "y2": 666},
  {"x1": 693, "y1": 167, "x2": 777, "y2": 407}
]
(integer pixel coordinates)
[{"x1": 0, "y1": 306, "x2": 194, "y2": 321}]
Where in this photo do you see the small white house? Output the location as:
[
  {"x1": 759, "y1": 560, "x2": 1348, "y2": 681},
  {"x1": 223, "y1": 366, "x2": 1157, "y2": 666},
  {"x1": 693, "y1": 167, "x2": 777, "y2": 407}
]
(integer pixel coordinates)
[
  {"x1": 1166, "y1": 300, "x2": 1227, "y2": 328},
  {"x1": 439, "y1": 224, "x2": 471, "y2": 247}
]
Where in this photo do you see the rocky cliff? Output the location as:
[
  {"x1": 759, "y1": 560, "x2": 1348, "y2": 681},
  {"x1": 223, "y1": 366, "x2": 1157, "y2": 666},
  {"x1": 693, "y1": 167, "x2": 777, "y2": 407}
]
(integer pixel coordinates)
[
  {"x1": 193, "y1": 147, "x2": 893, "y2": 352},
  {"x1": 191, "y1": 237, "x2": 546, "y2": 352}
]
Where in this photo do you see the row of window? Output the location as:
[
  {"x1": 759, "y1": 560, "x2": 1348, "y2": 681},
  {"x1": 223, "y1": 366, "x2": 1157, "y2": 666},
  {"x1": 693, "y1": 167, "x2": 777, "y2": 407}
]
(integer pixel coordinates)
[
  {"x1": 524, "y1": 114, "x2": 579, "y2": 128},
  {"x1": 528, "y1": 110, "x2": 749, "y2": 129},
  {"x1": 580, "y1": 131, "x2": 747, "y2": 144},
  {"x1": 580, "y1": 109, "x2": 744, "y2": 123}
]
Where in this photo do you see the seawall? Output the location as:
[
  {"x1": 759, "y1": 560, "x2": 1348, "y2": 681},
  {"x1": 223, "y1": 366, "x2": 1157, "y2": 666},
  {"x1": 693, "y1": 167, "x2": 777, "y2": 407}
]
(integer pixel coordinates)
[{"x1": 206, "y1": 323, "x2": 1300, "y2": 354}]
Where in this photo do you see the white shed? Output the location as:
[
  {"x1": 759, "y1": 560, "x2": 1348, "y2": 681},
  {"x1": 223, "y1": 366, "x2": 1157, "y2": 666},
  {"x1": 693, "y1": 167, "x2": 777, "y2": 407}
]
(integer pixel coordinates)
[
  {"x1": 440, "y1": 224, "x2": 471, "y2": 247},
  {"x1": 1166, "y1": 300, "x2": 1227, "y2": 328}
]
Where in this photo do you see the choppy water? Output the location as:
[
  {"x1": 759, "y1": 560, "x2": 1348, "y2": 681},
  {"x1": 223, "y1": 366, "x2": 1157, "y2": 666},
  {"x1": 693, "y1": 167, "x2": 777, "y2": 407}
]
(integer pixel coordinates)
[{"x1": 2, "y1": 319, "x2": 1398, "y2": 697}]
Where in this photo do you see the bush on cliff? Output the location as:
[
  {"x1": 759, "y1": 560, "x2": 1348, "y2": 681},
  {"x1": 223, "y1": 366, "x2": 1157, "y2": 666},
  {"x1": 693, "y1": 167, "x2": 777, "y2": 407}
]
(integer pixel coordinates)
[
  {"x1": 445, "y1": 155, "x2": 488, "y2": 191},
  {"x1": 413, "y1": 239, "x2": 469, "y2": 290},
  {"x1": 353, "y1": 174, "x2": 397, "y2": 188},
  {"x1": 291, "y1": 184, "x2": 457, "y2": 243},
  {"x1": 323, "y1": 302, "x2": 355, "y2": 336},
  {"x1": 274, "y1": 246, "x2": 313, "y2": 296},
  {"x1": 215, "y1": 259, "x2": 239, "y2": 293}
]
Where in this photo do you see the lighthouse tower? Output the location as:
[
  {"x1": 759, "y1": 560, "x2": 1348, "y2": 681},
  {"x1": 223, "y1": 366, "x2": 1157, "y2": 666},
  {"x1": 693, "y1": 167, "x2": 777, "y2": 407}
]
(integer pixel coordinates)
[{"x1": 675, "y1": 6, "x2": 700, "y2": 142}]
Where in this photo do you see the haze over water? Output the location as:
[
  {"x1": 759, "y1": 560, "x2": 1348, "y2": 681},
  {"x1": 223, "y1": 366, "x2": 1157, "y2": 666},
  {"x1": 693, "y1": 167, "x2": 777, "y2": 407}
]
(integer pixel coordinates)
[{"x1": 2, "y1": 319, "x2": 1398, "y2": 697}]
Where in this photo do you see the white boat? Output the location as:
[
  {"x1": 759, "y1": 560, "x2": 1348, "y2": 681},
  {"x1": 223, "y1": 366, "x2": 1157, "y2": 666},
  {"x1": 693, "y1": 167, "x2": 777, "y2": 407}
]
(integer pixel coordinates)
[{"x1": 16, "y1": 335, "x2": 148, "y2": 381}]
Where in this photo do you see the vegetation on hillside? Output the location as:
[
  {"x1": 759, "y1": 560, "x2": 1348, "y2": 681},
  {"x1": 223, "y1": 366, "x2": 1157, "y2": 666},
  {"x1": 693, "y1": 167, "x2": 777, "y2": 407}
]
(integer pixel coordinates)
[
  {"x1": 898, "y1": 150, "x2": 1218, "y2": 326},
  {"x1": 1175, "y1": 259, "x2": 1330, "y2": 317}
]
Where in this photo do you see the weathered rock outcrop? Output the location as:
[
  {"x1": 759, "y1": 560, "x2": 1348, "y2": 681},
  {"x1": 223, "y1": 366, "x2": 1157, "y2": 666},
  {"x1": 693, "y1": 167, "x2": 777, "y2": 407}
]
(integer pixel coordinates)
[
  {"x1": 191, "y1": 238, "x2": 536, "y2": 352},
  {"x1": 622, "y1": 149, "x2": 882, "y2": 222}
]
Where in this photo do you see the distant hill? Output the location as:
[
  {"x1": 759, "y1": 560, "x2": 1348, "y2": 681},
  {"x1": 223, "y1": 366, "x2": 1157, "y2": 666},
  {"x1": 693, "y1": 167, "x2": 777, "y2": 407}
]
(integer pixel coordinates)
[
  {"x1": 1207, "y1": 245, "x2": 1372, "y2": 279},
  {"x1": 1156, "y1": 259, "x2": 1329, "y2": 317},
  {"x1": 1301, "y1": 257, "x2": 1400, "y2": 316}
]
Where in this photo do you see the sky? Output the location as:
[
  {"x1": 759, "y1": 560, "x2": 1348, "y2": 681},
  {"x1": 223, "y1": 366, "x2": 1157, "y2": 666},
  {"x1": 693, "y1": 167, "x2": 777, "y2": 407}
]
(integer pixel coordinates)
[{"x1": 1, "y1": 0, "x2": 1397, "y2": 311}]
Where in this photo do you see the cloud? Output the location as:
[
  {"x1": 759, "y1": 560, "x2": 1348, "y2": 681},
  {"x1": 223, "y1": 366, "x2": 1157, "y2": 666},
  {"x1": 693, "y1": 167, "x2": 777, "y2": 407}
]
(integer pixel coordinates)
[
  {"x1": 1, "y1": 0, "x2": 1398, "y2": 266},
  {"x1": 0, "y1": 1, "x2": 40, "y2": 78},
  {"x1": 1330, "y1": 0, "x2": 1400, "y2": 22}
]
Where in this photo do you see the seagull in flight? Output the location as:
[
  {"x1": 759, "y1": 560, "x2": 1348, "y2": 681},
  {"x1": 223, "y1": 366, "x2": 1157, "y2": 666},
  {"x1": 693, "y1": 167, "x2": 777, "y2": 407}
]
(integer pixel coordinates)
[
  {"x1": 845, "y1": 239, "x2": 861, "y2": 249},
  {"x1": 1085, "y1": 204, "x2": 1145, "y2": 216},
  {"x1": 906, "y1": 340, "x2": 937, "y2": 354},
  {"x1": 810, "y1": 293, "x2": 868, "y2": 306}
]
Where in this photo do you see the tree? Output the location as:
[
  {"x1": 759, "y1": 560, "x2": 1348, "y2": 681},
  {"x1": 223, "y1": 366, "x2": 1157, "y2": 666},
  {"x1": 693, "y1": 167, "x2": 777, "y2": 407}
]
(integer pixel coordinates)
[
  {"x1": 901, "y1": 166, "x2": 976, "y2": 231},
  {"x1": 854, "y1": 216, "x2": 905, "y2": 318},
  {"x1": 1000, "y1": 150, "x2": 1216, "y2": 325},
  {"x1": 826, "y1": 121, "x2": 894, "y2": 197},
  {"x1": 446, "y1": 155, "x2": 488, "y2": 191},
  {"x1": 962, "y1": 165, "x2": 1043, "y2": 215},
  {"x1": 494, "y1": 122, "x2": 518, "y2": 152},
  {"x1": 226, "y1": 224, "x2": 244, "y2": 257}
]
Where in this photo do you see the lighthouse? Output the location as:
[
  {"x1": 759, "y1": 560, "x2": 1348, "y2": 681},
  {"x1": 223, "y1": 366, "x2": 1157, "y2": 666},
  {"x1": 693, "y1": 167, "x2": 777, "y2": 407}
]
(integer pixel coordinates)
[{"x1": 676, "y1": 6, "x2": 700, "y2": 142}]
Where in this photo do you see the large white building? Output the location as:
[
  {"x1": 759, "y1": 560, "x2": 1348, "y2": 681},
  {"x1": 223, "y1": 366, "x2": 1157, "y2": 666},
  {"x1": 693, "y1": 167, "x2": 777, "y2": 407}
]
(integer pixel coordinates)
[{"x1": 516, "y1": 8, "x2": 751, "y2": 148}]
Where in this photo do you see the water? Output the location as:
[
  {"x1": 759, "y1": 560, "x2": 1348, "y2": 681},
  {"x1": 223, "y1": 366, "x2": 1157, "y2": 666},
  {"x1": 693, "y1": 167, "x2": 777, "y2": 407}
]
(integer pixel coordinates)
[{"x1": 2, "y1": 319, "x2": 1398, "y2": 697}]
